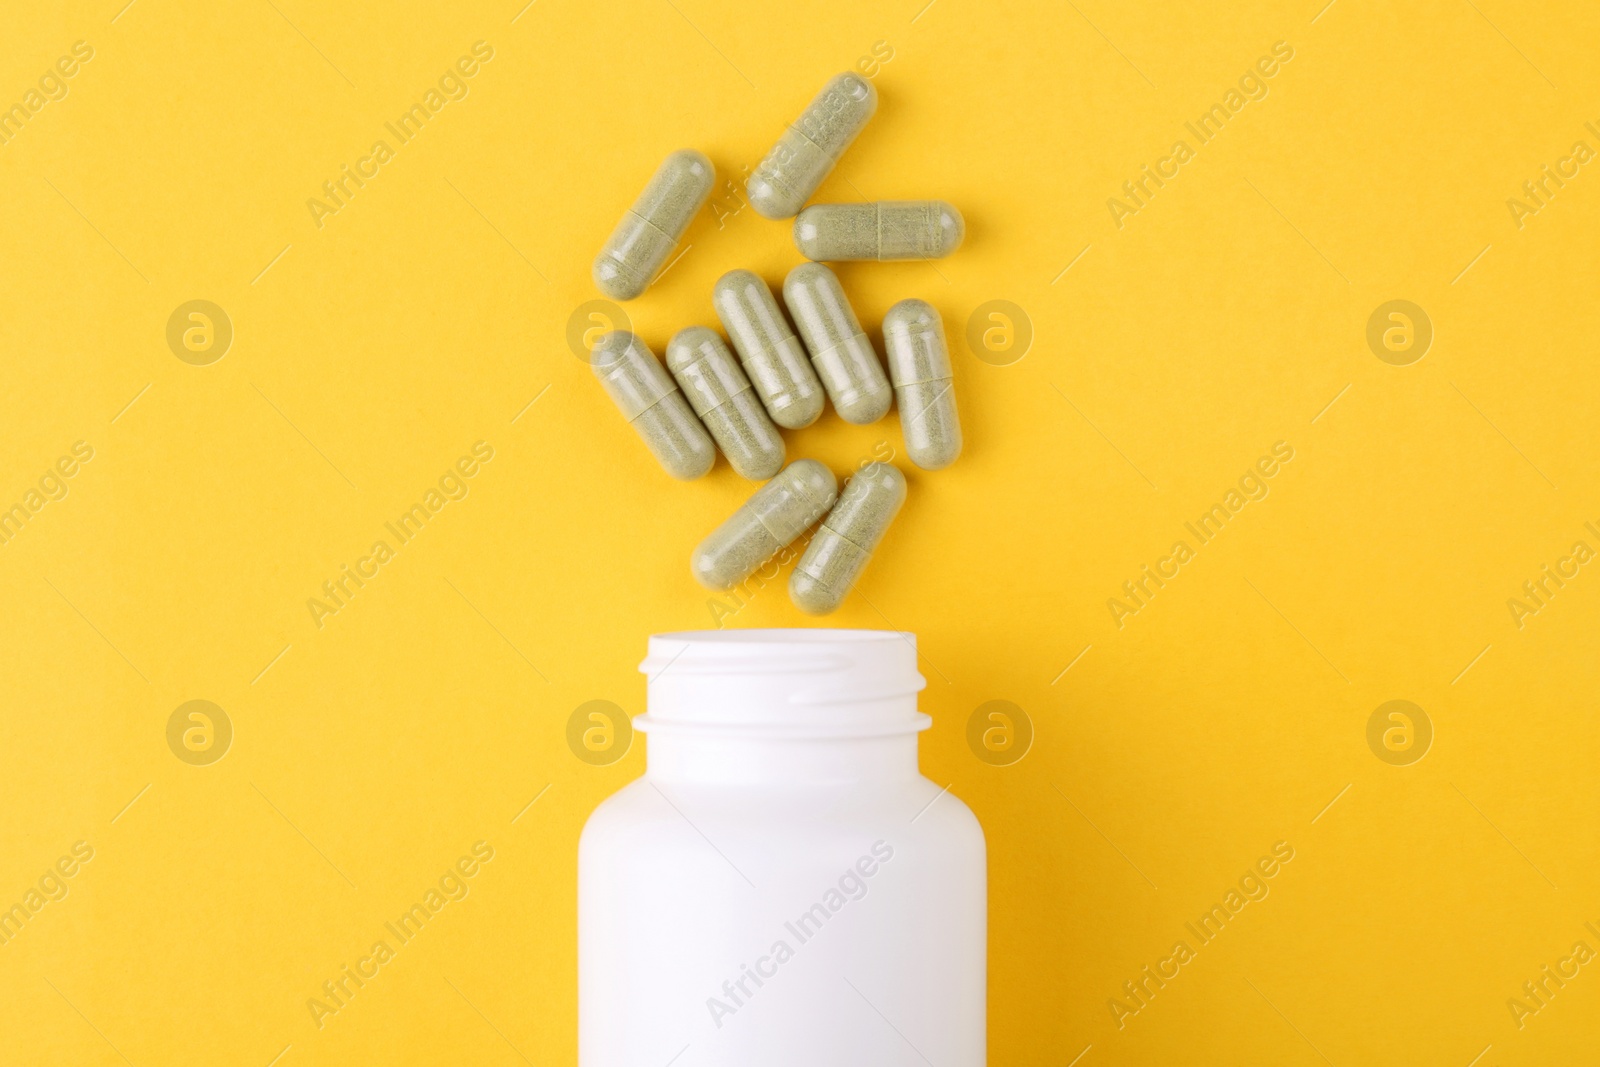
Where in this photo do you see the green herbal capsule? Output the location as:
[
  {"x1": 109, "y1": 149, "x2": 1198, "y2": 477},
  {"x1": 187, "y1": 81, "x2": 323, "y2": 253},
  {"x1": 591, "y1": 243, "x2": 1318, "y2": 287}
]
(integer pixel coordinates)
[
  {"x1": 747, "y1": 73, "x2": 877, "y2": 220},
  {"x1": 691, "y1": 459, "x2": 838, "y2": 591},
  {"x1": 713, "y1": 269, "x2": 825, "y2": 430},
  {"x1": 593, "y1": 149, "x2": 714, "y2": 301},
  {"x1": 794, "y1": 201, "x2": 965, "y2": 262},
  {"x1": 790, "y1": 462, "x2": 906, "y2": 614},
  {"x1": 883, "y1": 299, "x2": 962, "y2": 470},
  {"x1": 666, "y1": 327, "x2": 785, "y2": 481},
  {"x1": 592, "y1": 331, "x2": 714, "y2": 480},
  {"x1": 783, "y1": 262, "x2": 891, "y2": 424}
]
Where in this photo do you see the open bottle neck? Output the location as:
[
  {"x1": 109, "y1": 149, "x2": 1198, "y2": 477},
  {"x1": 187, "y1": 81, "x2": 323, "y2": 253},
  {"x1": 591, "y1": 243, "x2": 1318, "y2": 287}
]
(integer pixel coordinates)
[
  {"x1": 635, "y1": 628, "x2": 929, "y2": 786},
  {"x1": 644, "y1": 728, "x2": 923, "y2": 786}
]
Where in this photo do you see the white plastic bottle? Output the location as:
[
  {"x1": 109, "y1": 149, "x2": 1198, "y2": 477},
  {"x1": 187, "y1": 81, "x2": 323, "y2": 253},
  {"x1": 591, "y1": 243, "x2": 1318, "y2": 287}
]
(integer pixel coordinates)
[{"x1": 578, "y1": 628, "x2": 986, "y2": 1066}]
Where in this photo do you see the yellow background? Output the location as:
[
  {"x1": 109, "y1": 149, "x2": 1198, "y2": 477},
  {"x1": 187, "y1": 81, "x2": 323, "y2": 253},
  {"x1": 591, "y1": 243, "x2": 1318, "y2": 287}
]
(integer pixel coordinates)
[{"x1": 3, "y1": 0, "x2": 1598, "y2": 1063}]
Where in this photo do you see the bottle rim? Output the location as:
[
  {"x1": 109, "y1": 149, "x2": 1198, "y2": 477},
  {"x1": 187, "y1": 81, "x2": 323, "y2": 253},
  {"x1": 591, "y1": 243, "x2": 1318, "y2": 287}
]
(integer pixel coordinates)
[{"x1": 635, "y1": 628, "x2": 928, "y2": 736}]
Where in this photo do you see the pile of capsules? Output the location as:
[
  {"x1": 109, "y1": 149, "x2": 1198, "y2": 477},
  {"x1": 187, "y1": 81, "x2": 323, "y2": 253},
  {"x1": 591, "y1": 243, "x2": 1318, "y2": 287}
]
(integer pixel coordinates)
[{"x1": 589, "y1": 71, "x2": 964, "y2": 615}]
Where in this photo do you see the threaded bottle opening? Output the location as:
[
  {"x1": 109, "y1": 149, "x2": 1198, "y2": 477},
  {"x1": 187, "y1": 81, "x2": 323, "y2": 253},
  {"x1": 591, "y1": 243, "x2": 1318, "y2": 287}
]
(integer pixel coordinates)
[{"x1": 635, "y1": 628, "x2": 930, "y2": 738}]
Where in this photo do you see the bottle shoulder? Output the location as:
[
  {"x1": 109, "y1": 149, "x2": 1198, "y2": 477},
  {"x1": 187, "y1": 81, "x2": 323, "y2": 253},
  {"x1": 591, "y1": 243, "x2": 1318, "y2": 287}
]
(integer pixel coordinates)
[
  {"x1": 580, "y1": 774, "x2": 984, "y2": 850},
  {"x1": 577, "y1": 775, "x2": 656, "y2": 836},
  {"x1": 915, "y1": 780, "x2": 985, "y2": 842}
]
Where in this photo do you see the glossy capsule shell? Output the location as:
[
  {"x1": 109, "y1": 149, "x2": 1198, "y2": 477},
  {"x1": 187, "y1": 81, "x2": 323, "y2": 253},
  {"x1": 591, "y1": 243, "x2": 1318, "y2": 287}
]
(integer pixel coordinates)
[
  {"x1": 691, "y1": 459, "x2": 838, "y2": 591},
  {"x1": 794, "y1": 201, "x2": 965, "y2": 261},
  {"x1": 712, "y1": 270, "x2": 825, "y2": 430},
  {"x1": 666, "y1": 327, "x2": 785, "y2": 481},
  {"x1": 593, "y1": 150, "x2": 714, "y2": 300},
  {"x1": 591, "y1": 331, "x2": 714, "y2": 479},
  {"x1": 883, "y1": 299, "x2": 962, "y2": 470},
  {"x1": 747, "y1": 73, "x2": 878, "y2": 220},
  {"x1": 790, "y1": 462, "x2": 906, "y2": 614},
  {"x1": 783, "y1": 263, "x2": 892, "y2": 424}
]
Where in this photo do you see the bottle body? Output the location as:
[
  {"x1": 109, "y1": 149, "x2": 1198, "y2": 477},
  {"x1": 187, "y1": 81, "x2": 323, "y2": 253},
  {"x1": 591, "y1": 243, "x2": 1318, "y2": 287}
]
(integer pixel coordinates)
[{"x1": 577, "y1": 630, "x2": 986, "y2": 1067}]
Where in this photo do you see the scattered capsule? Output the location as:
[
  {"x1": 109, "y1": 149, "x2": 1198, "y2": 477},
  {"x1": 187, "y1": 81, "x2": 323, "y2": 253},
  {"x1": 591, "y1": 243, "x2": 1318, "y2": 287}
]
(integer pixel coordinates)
[
  {"x1": 691, "y1": 459, "x2": 838, "y2": 591},
  {"x1": 593, "y1": 149, "x2": 714, "y2": 301},
  {"x1": 883, "y1": 299, "x2": 962, "y2": 470},
  {"x1": 794, "y1": 201, "x2": 965, "y2": 262},
  {"x1": 591, "y1": 331, "x2": 714, "y2": 479},
  {"x1": 666, "y1": 327, "x2": 786, "y2": 481},
  {"x1": 783, "y1": 263, "x2": 892, "y2": 424},
  {"x1": 712, "y1": 270, "x2": 825, "y2": 430},
  {"x1": 790, "y1": 462, "x2": 906, "y2": 615},
  {"x1": 747, "y1": 73, "x2": 878, "y2": 220}
]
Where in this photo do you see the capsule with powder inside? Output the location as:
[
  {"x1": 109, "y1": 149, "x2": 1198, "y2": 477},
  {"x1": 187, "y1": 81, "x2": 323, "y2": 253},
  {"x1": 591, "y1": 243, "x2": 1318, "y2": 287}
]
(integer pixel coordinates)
[
  {"x1": 691, "y1": 459, "x2": 838, "y2": 591},
  {"x1": 593, "y1": 149, "x2": 714, "y2": 301},
  {"x1": 794, "y1": 201, "x2": 965, "y2": 262},
  {"x1": 591, "y1": 331, "x2": 715, "y2": 480},
  {"x1": 783, "y1": 262, "x2": 892, "y2": 424},
  {"x1": 712, "y1": 269, "x2": 825, "y2": 430},
  {"x1": 666, "y1": 327, "x2": 785, "y2": 481},
  {"x1": 747, "y1": 73, "x2": 878, "y2": 220},
  {"x1": 790, "y1": 462, "x2": 906, "y2": 615},
  {"x1": 883, "y1": 299, "x2": 962, "y2": 470}
]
